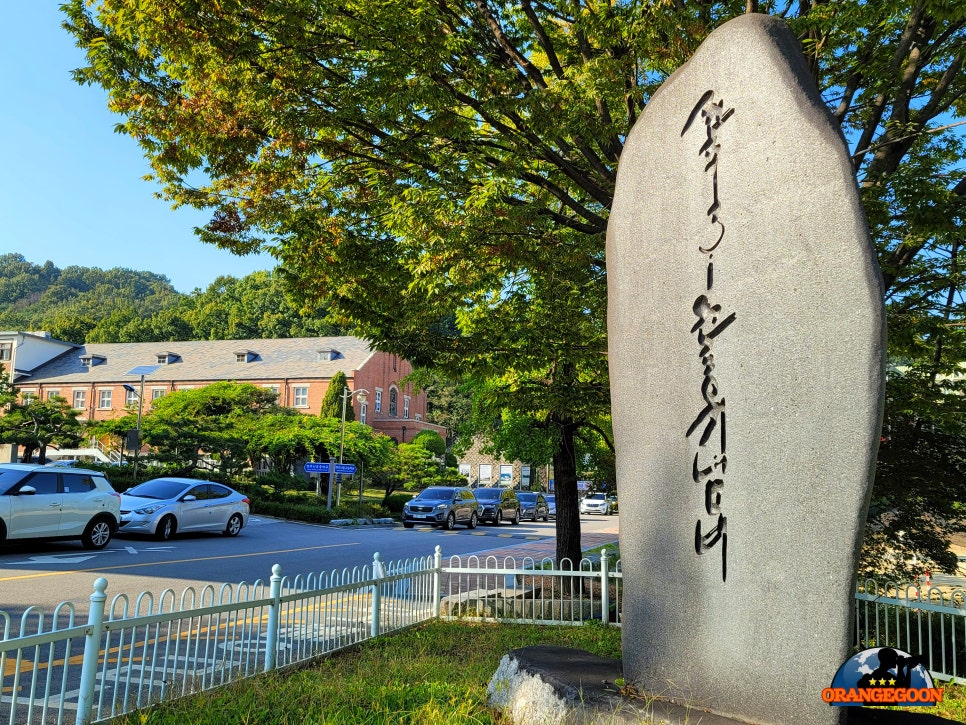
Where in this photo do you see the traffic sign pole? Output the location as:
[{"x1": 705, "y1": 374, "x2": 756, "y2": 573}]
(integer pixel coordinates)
[{"x1": 326, "y1": 457, "x2": 336, "y2": 510}]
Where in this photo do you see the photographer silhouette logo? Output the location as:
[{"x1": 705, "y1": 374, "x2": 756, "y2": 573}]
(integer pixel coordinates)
[{"x1": 824, "y1": 647, "x2": 943, "y2": 707}]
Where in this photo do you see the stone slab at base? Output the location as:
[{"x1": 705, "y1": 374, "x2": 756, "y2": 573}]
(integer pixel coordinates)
[{"x1": 487, "y1": 647, "x2": 961, "y2": 725}]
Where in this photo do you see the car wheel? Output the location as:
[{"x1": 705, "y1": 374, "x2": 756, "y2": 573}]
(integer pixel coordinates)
[
  {"x1": 467, "y1": 512, "x2": 478, "y2": 529},
  {"x1": 510, "y1": 509, "x2": 520, "y2": 525},
  {"x1": 155, "y1": 515, "x2": 177, "y2": 541},
  {"x1": 443, "y1": 512, "x2": 456, "y2": 531},
  {"x1": 81, "y1": 517, "x2": 114, "y2": 550},
  {"x1": 492, "y1": 511, "x2": 503, "y2": 526},
  {"x1": 403, "y1": 522, "x2": 414, "y2": 529},
  {"x1": 224, "y1": 513, "x2": 243, "y2": 537}
]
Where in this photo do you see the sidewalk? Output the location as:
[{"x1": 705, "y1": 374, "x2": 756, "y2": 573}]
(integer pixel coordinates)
[{"x1": 465, "y1": 527, "x2": 620, "y2": 565}]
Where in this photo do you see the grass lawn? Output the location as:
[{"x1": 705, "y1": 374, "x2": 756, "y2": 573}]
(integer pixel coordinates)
[
  {"x1": 105, "y1": 619, "x2": 966, "y2": 724},
  {"x1": 107, "y1": 620, "x2": 621, "y2": 725}
]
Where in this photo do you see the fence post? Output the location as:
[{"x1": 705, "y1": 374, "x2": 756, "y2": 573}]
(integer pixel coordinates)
[
  {"x1": 371, "y1": 553, "x2": 385, "y2": 637},
  {"x1": 76, "y1": 577, "x2": 108, "y2": 725},
  {"x1": 433, "y1": 546, "x2": 442, "y2": 619},
  {"x1": 600, "y1": 549, "x2": 610, "y2": 626},
  {"x1": 264, "y1": 564, "x2": 283, "y2": 672}
]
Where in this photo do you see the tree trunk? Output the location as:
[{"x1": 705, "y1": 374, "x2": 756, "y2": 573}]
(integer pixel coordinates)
[{"x1": 551, "y1": 413, "x2": 582, "y2": 569}]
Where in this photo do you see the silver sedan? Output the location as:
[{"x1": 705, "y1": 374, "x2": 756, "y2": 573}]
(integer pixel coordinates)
[{"x1": 118, "y1": 477, "x2": 250, "y2": 541}]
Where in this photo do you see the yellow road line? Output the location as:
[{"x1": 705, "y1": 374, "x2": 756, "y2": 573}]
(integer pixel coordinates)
[
  {"x1": 3, "y1": 592, "x2": 372, "y2": 684},
  {"x1": 0, "y1": 543, "x2": 359, "y2": 583}
]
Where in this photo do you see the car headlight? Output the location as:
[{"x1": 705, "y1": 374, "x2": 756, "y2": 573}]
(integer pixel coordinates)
[
  {"x1": 435, "y1": 503, "x2": 449, "y2": 510},
  {"x1": 134, "y1": 504, "x2": 166, "y2": 515}
]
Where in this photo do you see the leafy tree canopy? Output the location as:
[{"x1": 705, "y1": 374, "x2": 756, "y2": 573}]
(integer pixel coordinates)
[
  {"x1": 410, "y1": 429, "x2": 446, "y2": 457},
  {"x1": 62, "y1": 1, "x2": 966, "y2": 569},
  {"x1": 0, "y1": 256, "x2": 341, "y2": 344},
  {"x1": 319, "y1": 371, "x2": 351, "y2": 420},
  {"x1": 0, "y1": 392, "x2": 84, "y2": 464}
]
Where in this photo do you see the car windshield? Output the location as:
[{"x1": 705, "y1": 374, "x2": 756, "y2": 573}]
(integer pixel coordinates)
[
  {"x1": 587, "y1": 493, "x2": 606, "y2": 501},
  {"x1": 517, "y1": 493, "x2": 536, "y2": 502},
  {"x1": 473, "y1": 489, "x2": 502, "y2": 500},
  {"x1": 545, "y1": 496, "x2": 555, "y2": 503},
  {"x1": 417, "y1": 487, "x2": 455, "y2": 500},
  {"x1": 125, "y1": 479, "x2": 192, "y2": 500}
]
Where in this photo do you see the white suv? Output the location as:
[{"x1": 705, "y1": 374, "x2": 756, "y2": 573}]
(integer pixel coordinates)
[
  {"x1": 579, "y1": 492, "x2": 613, "y2": 515},
  {"x1": 0, "y1": 464, "x2": 121, "y2": 549}
]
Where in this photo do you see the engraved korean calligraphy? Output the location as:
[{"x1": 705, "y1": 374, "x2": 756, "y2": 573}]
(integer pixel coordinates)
[{"x1": 683, "y1": 90, "x2": 735, "y2": 582}]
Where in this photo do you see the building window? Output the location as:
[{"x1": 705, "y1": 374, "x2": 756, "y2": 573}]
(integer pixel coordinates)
[
  {"x1": 389, "y1": 388, "x2": 398, "y2": 416},
  {"x1": 47, "y1": 389, "x2": 60, "y2": 400},
  {"x1": 414, "y1": 413, "x2": 422, "y2": 421},
  {"x1": 98, "y1": 390, "x2": 112, "y2": 409},
  {"x1": 293, "y1": 386, "x2": 309, "y2": 408},
  {"x1": 151, "y1": 388, "x2": 165, "y2": 401},
  {"x1": 374, "y1": 389, "x2": 383, "y2": 413},
  {"x1": 403, "y1": 396, "x2": 410, "y2": 419},
  {"x1": 360, "y1": 403, "x2": 368, "y2": 424},
  {"x1": 125, "y1": 388, "x2": 138, "y2": 406},
  {"x1": 0, "y1": 343, "x2": 11, "y2": 361},
  {"x1": 72, "y1": 390, "x2": 87, "y2": 410},
  {"x1": 20, "y1": 389, "x2": 36, "y2": 403}
]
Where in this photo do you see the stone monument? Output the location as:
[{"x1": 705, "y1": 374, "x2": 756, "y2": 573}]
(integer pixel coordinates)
[{"x1": 607, "y1": 14, "x2": 885, "y2": 725}]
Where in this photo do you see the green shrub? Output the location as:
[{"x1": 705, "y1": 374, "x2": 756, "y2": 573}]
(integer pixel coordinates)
[
  {"x1": 252, "y1": 498, "x2": 334, "y2": 524},
  {"x1": 383, "y1": 493, "x2": 414, "y2": 513},
  {"x1": 254, "y1": 471, "x2": 310, "y2": 493}
]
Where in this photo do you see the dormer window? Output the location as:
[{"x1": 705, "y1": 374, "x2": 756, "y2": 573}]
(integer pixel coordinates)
[
  {"x1": 317, "y1": 349, "x2": 340, "y2": 362},
  {"x1": 80, "y1": 353, "x2": 106, "y2": 367},
  {"x1": 235, "y1": 350, "x2": 256, "y2": 363},
  {"x1": 156, "y1": 352, "x2": 179, "y2": 365}
]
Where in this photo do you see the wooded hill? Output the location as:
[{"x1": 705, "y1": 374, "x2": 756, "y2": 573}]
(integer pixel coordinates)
[{"x1": 0, "y1": 253, "x2": 341, "y2": 344}]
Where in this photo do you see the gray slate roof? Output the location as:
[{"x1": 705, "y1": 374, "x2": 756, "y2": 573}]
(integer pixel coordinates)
[{"x1": 20, "y1": 336, "x2": 375, "y2": 385}]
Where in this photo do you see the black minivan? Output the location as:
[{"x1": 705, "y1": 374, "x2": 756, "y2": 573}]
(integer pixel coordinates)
[{"x1": 473, "y1": 487, "x2": 521, "y2": 526}]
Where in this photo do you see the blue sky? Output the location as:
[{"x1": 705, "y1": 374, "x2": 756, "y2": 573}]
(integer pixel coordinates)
[{"x1": 0, "y1": 4, "x2": 276, "y2": 293}]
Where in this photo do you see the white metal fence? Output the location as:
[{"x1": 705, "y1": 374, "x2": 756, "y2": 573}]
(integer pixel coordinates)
[
  {"x1": 855, "y1": 578, "x2": 966, "y2": 684},
  {"x1": 0, "y1": 546, "x2": 620, "y2": 725},
  {"x1": 5, "y1": 550, "x2": 964, "y2": 725}
]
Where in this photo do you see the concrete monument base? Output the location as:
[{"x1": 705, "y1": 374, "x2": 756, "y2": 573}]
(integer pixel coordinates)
[{"x1": 487, "y1": 647, "x2": 960, "y2": 725}]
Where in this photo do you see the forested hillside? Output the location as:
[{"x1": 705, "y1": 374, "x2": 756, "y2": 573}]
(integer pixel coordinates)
[{"x1": 0, "y1": 254, "x2": 342, "y2": 343}]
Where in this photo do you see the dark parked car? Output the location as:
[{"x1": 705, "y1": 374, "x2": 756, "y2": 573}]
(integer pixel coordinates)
[
  {"x1": 402, "y1": 486, "x2": 479, "y2": 530},
  {"x1": 473, "y1": 487, "x2": 521, "y2": 526},
  {"x1": 606, "y1": 495, "x2": 618, "y2": 514},
  {"x1": 516, "y1": 491, "x2": 549, "y2": 522},
  {"x1": 545, "y1": 494, "x2": 556, "y2": 519}
]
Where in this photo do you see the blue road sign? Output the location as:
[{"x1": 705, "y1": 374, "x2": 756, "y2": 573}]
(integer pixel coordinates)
[{"x1": 303, "y1": 462, "x2": 358, "y2": 474}]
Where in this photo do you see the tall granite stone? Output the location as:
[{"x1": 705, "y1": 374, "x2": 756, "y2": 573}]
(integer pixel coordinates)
[{"x1": 607, "y1": 14, "x2": 885, "y2": 725}]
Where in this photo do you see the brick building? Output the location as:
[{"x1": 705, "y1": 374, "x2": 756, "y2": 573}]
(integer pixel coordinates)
[{"x1": 0, "y1": 331, "x2": 444, "y2": 461}]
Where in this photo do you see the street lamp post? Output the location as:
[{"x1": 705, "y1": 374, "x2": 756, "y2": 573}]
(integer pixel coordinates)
[
  {"x1": 336, "y1": 387, "x2": 368, "y2": 507},
  {"x1": 124, "y1": 365, "x2": 160, "y2": 483},
  {"x1": 122, "y1": 378, "x2": 145, "y2": 481}
]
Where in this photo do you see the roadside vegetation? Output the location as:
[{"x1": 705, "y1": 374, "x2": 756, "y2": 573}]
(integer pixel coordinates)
[
  {"x1": 103, "y1": 619, "x2": 966, "y2": 724},
  {"x1": 108, "y1": 620, "x2": 622, "y2": 725}
]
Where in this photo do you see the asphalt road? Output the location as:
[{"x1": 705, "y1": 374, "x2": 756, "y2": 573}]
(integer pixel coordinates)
[{"x1": 0, "y1": 512, "x2": 620, "y2": 618}]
